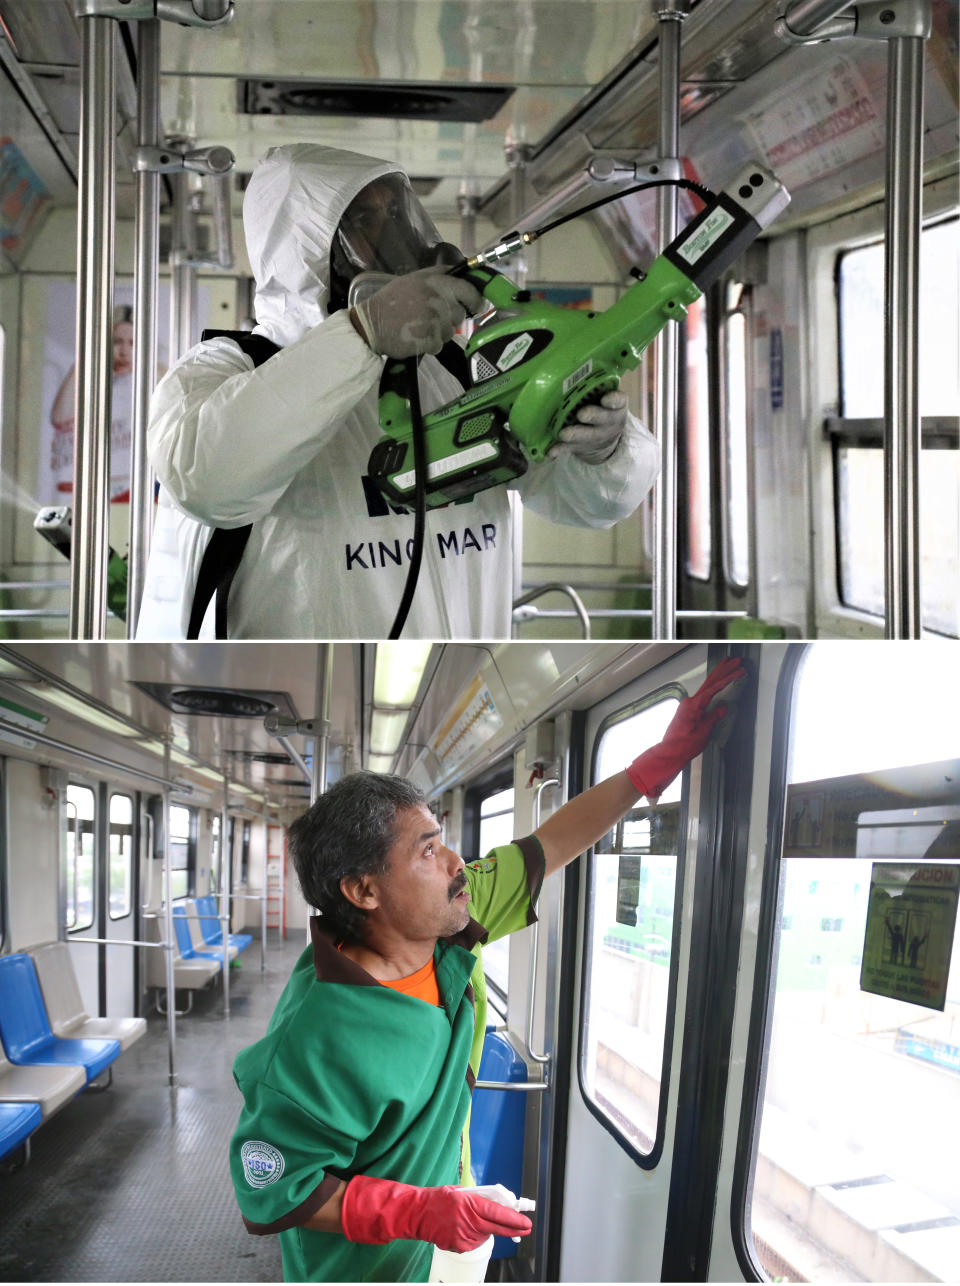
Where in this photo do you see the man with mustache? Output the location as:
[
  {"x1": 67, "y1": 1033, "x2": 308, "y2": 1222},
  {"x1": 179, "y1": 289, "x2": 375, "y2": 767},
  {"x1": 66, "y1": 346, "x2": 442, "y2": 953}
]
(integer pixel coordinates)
[{"x1": 229, "y1": 657, "x2": 744, "y2": 1282}]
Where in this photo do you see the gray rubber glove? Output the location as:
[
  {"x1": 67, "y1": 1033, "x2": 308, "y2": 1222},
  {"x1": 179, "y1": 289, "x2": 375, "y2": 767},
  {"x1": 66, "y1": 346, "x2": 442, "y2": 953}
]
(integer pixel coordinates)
[
  {"x1": 548, "y1": 390, "x2": 630, "y2": 464},
  {"x1": 350, "y1": 267, "x2": 484, "y2": 358}
]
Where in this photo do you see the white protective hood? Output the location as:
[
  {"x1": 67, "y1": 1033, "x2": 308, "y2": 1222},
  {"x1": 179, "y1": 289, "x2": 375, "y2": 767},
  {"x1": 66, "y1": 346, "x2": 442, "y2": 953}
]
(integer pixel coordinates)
[{"x1": 243, "y1": 143, "x2": 404, "y2": 346}]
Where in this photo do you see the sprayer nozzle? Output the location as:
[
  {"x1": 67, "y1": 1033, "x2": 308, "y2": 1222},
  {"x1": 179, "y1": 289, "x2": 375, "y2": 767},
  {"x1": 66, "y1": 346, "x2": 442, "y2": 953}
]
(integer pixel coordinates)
[{"x1": 467, "y1": 229, "x2": 537, "y2": 268}]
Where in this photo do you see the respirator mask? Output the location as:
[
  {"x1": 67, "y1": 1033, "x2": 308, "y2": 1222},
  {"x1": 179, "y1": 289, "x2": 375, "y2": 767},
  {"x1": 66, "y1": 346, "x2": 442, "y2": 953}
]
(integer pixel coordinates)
[{"x1": 328, "y1": 173, "x2": 462, "y2": 312}]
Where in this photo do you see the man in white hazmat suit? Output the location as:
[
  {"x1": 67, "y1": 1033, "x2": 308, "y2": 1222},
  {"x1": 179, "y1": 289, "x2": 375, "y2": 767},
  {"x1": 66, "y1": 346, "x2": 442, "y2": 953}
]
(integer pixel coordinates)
[{"x1": 136, "y1": 143, "x2": 659, "y2": 640}]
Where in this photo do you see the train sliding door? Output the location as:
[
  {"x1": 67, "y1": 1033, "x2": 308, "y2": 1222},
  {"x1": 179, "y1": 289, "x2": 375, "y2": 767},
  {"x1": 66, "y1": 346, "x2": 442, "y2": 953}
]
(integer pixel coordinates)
[
  {"x1": 64, "y1": 779, "x2": 140, "y2": 1018},
  {"x1": 559, "y1": 644, "x2": 716, "y2": 1280}
]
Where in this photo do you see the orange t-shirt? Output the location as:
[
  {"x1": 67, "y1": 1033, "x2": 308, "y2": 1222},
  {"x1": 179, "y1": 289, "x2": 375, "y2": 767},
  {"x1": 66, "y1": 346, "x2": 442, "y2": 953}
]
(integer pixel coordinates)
[{"x1": 380, "y1": 956, "x2": 441, "y2": 1008}]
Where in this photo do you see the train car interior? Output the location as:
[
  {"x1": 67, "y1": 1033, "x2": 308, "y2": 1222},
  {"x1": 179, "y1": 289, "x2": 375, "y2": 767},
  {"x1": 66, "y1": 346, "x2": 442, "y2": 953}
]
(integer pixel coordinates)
[
  {"x1": 0, "y1": 639, "x2": 956, "y2": 1281},
  {"x1": 0, "y1": 0, "x2": 954, "y2": 642}
]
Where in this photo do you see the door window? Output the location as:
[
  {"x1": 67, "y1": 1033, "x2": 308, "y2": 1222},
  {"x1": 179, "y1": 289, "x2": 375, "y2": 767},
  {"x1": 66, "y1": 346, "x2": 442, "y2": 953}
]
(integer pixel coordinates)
[
  {"x1": 65, "y1": 784, "x2": 96, "y2": 931},
  {"x1": 580, "y1": 694, "x2": 683, "y2": 1160},
  {"x1": 108, "y1": 793, "x2": 133, "y2": 919}
]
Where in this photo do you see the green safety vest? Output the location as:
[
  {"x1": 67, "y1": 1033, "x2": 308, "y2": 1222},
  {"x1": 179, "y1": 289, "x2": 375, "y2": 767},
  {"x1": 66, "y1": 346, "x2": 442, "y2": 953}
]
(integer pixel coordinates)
[{"x1": 229, "y1": 835, "x2": 545, "y2": 1282}]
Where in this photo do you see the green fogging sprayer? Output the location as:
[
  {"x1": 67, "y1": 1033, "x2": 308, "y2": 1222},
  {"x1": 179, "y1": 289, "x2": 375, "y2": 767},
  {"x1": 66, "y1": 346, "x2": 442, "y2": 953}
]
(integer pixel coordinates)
[{"x1": 368, "y1": 162, "x2": 790, "y2": 637}]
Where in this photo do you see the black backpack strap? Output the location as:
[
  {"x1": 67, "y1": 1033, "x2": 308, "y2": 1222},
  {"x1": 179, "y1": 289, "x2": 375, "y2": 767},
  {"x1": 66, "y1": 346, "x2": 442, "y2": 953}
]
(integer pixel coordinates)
[
  {"x1": 435, "y1": 340, "x2": 470, "y2": 388},
  {"x1": 186, "y1": 331, "x2": 282, "y2": 639}
]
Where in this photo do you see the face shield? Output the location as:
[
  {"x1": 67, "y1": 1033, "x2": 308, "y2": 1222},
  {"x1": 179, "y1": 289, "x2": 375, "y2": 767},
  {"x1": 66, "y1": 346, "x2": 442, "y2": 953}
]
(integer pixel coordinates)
[{"x1": 328, "y1": 173, "x2": 462, "y2": 311}]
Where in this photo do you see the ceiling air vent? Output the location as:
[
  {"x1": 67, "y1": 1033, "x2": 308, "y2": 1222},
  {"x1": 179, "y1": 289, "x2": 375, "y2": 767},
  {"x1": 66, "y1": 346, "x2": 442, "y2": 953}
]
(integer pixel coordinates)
[
  {"x1": 238, "y1": 79, "x2": 514, "y2": 124},
  {"x1": 133, "y1": 683, "x2": 297, "y2": 720}
]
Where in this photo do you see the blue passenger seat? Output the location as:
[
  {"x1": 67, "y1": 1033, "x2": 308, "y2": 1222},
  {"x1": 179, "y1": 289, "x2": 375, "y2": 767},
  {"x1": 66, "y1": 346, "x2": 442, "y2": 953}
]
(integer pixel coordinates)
[
  {"x1": 194, "y1": 896, "x2": 252, "y2": 952},
  {"x1": 470, "y1": 1028, "x2": 528, "y2": 1261},
  {"x1": 0, "y1": 1101, "x2": 42, "y2": 1162},
  {"x1": 171, "y1": 905, "x2": 233, "y2": 965},
  {"x1": 0, "y1": 955, "x2": 120, "y2": 1083}
]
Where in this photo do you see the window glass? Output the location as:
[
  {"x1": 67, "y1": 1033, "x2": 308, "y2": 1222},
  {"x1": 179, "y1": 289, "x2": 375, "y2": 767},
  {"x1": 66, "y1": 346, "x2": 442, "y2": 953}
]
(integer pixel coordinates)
[
  {"x1": 748, "y1": 644, "x2": 960, "y2": 1284},
  {"x1": 479, "y1": 786, "x2": 515, "y2": 995},
  {"x1": 65, "y1": 784, "x2": 95, "y2": 931},
  {"x1": 108, "y1": 793, "x2": 133, "y2": 919},
  {"x1": 169, "y1": 804, "x2": 192, "y2": 901},
  {"x1": 581, "y1": 695, "x2": 681, "y2": 1156},
  {"x1": 836, "y1": 445, "x2": 959, "y2": 636},
  {"x1": 839, "y1": 221, "x2": 960, "y2": 418},
  {"x1": 685, "y1": 297, "x2": 711, "y2": 579},
  {"x1": 724, "y1": 307, "x2": 749, "y2": 588}
]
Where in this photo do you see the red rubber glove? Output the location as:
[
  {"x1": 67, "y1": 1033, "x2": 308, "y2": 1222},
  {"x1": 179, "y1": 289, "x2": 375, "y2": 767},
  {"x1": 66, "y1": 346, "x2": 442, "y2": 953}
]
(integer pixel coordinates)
[
  {"x1": 625, "y1": 656, "x2": 746, "y2": 801},
  {"x1": 340, "y1": 1176, "x2": 533, "y2": 1252}
]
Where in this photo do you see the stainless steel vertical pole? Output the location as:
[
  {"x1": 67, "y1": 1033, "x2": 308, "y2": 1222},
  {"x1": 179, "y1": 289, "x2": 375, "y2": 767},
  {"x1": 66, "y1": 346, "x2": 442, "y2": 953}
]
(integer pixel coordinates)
[
  {"x1": 650, "y1": 0, "x2": 689, "y2": 640},
  {"x1": 162, "y1": 741, "x2": 177, "y2": 1087},
  {"x1": 70, "y1": 15, "x2": 116, "y2": 640},
  {"x1": 310, "y1": 644, "x2": 334, "y2": 807},
  {"x1": 883, "y1": 34, "x2": 925, "y2": 639},
  {"x1": 127, "y1": 18, "x2": 161, "y2": 635},
  {"x1": 221, "y1": 771, "x2": 231, "y2": 1016}
]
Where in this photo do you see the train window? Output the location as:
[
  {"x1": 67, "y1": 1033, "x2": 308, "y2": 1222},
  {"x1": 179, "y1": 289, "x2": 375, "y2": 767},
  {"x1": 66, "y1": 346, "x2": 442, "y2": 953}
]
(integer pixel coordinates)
[
  {"x1": 685, "y1": 297, "x2": 711, "y2": 580},
  {"x1": 835, "y1": 445, "x2": 959, "y2": 635},
  {"x1": 64, "y1": 784, "x2": 95, "y2": 932},
  {"x1": 745, "y1": 645, "x2": 960, "y2": 1284},
  {"x1": 479, "y1": 786, "x2": 515, "y2": 998},
  {"x1": 108, "y1": 793, "x2": 133, "y2": 920},
  {"x1": 580, "y1": 693, "x2": 682, "y2": 1160},
  {"x1": 168, "y1": 804, "x2": 194, "y2": 900},
  {"x1": 723, "y1": 289, "x2": 750, "y2": 589},
  {"x1": 839, "y1": 221, "x2": 960, "y2": 419},
  {"x1": 833, "y1": 218, "x2": 960, "y2": 636}
]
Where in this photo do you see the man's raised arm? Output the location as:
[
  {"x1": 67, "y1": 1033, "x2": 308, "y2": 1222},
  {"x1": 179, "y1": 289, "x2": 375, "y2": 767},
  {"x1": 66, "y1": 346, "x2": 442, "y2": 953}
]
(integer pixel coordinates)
[{"x1": 534, "y1": 656, "x2": 746, "y2": 878}]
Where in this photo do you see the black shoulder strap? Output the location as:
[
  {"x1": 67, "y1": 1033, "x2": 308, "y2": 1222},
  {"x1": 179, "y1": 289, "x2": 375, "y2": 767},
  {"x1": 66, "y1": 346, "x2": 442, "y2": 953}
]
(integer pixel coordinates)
[
  {"x1": 435, "y1": 340, "x2": 470, "y2": 388},
  {"x1": 187, "y1": 330, "x2": 282, "y2": 640}
]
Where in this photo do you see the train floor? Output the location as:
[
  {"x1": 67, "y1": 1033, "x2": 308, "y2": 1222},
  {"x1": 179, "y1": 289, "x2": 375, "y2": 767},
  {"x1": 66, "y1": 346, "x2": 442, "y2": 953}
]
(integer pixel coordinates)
[{"x1": 0, "y1": 933, "x2": 304, "y2": 1282}]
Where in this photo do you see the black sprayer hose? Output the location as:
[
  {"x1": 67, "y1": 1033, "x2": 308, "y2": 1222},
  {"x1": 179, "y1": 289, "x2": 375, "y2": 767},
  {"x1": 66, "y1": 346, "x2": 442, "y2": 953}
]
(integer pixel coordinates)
[
  {"x1": 533, "y1": 177, "x2": 713, "y2": 239},
  {"x1": 387, "y1": 355, "x2": 427, "y2": 640}
]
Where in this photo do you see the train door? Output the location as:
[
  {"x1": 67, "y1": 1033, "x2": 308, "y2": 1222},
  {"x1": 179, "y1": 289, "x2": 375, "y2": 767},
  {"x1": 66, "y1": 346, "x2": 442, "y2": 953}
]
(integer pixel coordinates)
[
  {"x1": 557, "y1": 643, "x2": 716, "y2": 1280},
  {"x1": 64, "y1": 779, "x2": 140, "y2": 1018}
]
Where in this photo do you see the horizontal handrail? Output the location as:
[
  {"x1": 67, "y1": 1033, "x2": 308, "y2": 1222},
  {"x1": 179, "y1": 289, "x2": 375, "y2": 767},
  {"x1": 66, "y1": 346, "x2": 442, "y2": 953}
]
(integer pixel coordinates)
[
  {"x1": 474, "y1": 1080, "x2": 549, "y2": 1092},
  {"x1": 515, "y1": 607, "x2": 748, "y2": 619},
  {"x1": 68, "y1": 936, "x2": 166, "y2": 949}
]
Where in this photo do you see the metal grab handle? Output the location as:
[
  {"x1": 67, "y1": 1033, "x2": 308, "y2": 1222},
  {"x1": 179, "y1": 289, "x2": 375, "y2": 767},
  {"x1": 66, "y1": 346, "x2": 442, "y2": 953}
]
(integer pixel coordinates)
[
  {"x1": 475, "y1": 1080, "x2": 549, "y2": 1092},
  {"x1": 512, "y1": 584, "x2": 590, "y2": 638},
  {"x1": 526, "y1": 777, "x2": 560, "y2": 1069}
]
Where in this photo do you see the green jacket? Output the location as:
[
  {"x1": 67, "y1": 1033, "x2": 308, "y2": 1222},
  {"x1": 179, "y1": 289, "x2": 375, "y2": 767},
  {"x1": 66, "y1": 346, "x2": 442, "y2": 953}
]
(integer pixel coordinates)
[{"x1": 229, "y1": 835, "x2": 545, "y2": 1282}]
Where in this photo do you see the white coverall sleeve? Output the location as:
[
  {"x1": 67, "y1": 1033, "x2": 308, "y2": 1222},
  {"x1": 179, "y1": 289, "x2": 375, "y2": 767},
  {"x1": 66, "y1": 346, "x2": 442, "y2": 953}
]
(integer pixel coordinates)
[
  {"x1": 148, "y1": 311, "x2": 381, "y2": 527},
  {"x1": 511, "y1": 412, "x2": 659, "y2": 528}
]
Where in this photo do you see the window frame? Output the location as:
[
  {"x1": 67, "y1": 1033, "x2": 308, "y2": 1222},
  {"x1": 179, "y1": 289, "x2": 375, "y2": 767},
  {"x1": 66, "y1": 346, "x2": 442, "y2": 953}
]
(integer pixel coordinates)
[
  {"x1": 576, "y1": 681, "x2": 690, "y2": 1170},
  {"x1": 729, "y1": 644, "x2": 806, "y2": 1281}
]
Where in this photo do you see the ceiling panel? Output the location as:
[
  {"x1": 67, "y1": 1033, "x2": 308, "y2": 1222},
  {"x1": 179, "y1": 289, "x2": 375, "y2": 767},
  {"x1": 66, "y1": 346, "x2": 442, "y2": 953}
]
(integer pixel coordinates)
[{"x1": 1, "y1": 642, "x2": 360, "y2": 798}]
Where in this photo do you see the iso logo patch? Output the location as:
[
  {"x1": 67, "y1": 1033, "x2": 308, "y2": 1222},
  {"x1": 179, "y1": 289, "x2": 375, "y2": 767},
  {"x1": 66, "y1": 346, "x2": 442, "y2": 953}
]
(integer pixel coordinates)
[{"x1": 241, "y1": 1140, "x2": 285, "y2": 1188}]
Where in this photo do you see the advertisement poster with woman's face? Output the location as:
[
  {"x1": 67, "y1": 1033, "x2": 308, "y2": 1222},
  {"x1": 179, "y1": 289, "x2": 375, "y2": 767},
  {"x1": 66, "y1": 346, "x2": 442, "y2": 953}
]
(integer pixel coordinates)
[{"x1": 37, "y1": 280, "x2": 207, "y2": 504}]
